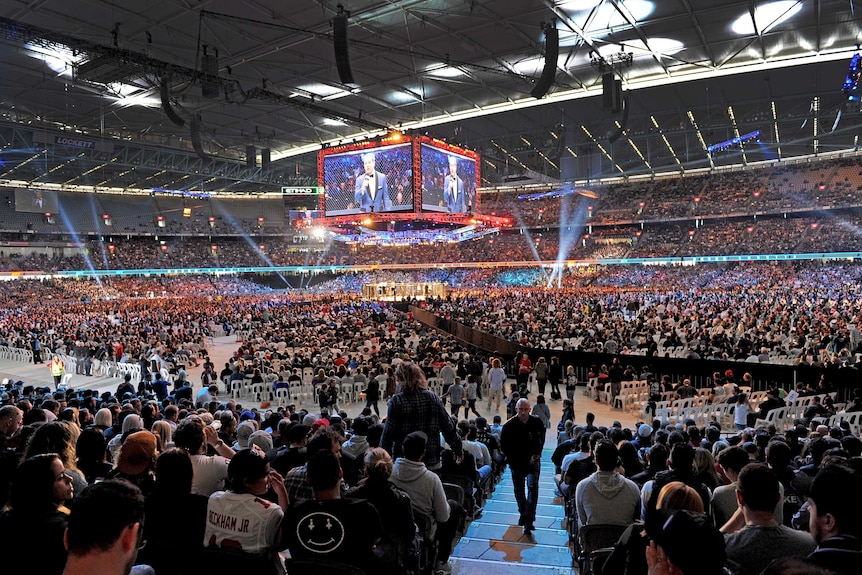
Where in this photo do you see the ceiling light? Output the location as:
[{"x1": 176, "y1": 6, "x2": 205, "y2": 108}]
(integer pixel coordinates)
[
  {"x1": 25, "y1": 42, "x2": 82, "y2": 77},
  {"x1": 731, "y1": 1, "x2": 802, "y2": 35},
  {"x1": 322, "y1": 118, "x2": 347, "y2": 127},
  {"x1": 425, "y1": 65, "x2": 465, "y2": 78},
  {"x1": 296, "y1": 83, "x2": 350, "y2": 99},
  {"x1": 558, "y1": 1, "x2": 654, "y2": 36}
]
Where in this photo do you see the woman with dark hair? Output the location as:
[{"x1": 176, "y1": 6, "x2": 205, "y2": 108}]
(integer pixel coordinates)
[
  {"x1": 76, "y1": 427, "x2": 113, "y2": 484},
  {"x1": 138, "y1": 448, "x2": 209, "y2": 573},
  {"x1": 347, "y1": 447, "x2": 418, "y2": 574},
  {"x1": 618, "y1": 440, "x2": 645, "y2": 479},
  {"x1": 0, "y1": 453, "x2": 74, "y2": 575},
  {"x1": 204, "y1": 448, "x2": 288, "y2": 566}
]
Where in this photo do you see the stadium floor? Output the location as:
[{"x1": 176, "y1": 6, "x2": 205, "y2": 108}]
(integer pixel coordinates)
[{"x1": 2, "y1": 335, "x2": 639, "y2": 449}]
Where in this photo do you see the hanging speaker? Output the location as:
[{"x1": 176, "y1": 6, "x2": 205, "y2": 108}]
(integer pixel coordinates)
[
  {"x1": 190, "y1": 117, "x2": 208, "y2": 161},
  {"x1": 603, "y1": 73, "x2": 623, "y2": 113},
  {"x1": 530, "y1": 25, "x2": 559, "y2": 99},
  {"x1": 261, "y1": 148, "x2": 271, "y2": 171},
  {"x1": 160, "y1": 78, "x2": 185, "y2": 127},
  {"x1": 246, "y1": 145, "x2": 256, "y2": 169},
  {"x1": 332, "y1": 13, "x2": 354, "y2": 85}
]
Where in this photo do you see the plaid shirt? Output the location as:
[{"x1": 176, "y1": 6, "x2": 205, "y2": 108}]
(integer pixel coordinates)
[{"x1": 381, "y1": 388, "x2": 462, "y2": 468}]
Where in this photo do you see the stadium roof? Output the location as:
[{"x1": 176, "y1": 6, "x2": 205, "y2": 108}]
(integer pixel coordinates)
[{"x1": 0, "y1": 0, "x2": 860, "y2": 191}]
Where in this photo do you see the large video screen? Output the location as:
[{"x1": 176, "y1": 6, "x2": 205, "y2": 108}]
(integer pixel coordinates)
[
  {"x1": 420, "y1": 143, "x2": 478, "y2": 214},
  {"x1": 15, "y1": 189, "x2": 59, "y2": 214},
  {"x1": 322, "y1": 143, "x2": 413, "y2": 216}
]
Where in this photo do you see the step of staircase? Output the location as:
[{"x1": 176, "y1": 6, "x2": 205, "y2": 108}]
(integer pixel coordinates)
[{"x1": 447, "y1": 450, "x2": 576, "y2": 574}]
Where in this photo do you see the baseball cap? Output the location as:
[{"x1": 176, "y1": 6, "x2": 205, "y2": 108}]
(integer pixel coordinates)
[
  {"x1": 638, "y1": 424, "x2": 654, "y2": 438},
  {"x1": 116, "y1": 431, "x2": 157, "y2": 476},
  {"x1": 236, "y1": 421, "x2": 256, "y2": 449}
]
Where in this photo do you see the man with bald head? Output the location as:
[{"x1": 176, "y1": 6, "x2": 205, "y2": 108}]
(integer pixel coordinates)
[{"x1": 500, "y1": 398, "x2": 546, "y2": 534}]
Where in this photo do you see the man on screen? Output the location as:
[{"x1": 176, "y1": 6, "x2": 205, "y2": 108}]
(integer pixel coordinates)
[
  {"x1": 443, "y1": 156, "x2": 466, "y2": 213},
  {"x1": 354, "y1": 153, "x2": 391, "y2": 212}
]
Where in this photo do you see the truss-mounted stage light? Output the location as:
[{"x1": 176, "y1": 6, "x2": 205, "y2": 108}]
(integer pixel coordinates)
[
  {"x1": 531, "y1": 22, "x2": 559, "y2": 99},
  {"x1": 332, "y1": 5, "x2": 355, "y2": 85}
]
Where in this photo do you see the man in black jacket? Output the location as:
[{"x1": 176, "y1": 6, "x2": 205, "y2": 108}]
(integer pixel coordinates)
[{"x1": 500, "y1": 398, "x2": 545, "y2": 534}]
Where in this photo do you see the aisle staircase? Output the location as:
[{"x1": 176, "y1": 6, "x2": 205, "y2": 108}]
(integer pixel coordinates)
[{"x1": 447, "y1": 449, "x2": 576, "y2": 574}]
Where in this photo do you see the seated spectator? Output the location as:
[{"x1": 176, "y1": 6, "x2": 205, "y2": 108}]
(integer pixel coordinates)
[
  {"x1": 603, "y1": 481, "x2": 705, "y2": 575},
  {"x1": 642, "y1": 443, "x2": 712, "y2": 518},
  {"x1": 646, "y1": 510, "x2": 727, "y2": 575},
  {"x1": 270, "y1": 423, "x2": 310, "y2": 477},
  {"x1": 390, "y1": 431, "x2": 463, "y2": 575},
  {"x1": 283, "y1": 428, "x2": 344, "y2": 502},
  {"x1": 61, "y1": 480, "x2": 146, "y2": 575},
  {"x1": 346, "y1": 447, "x2": 419, "y2": 574},
  {"x1": 285, "y1": 450, "x2": 382, "y2": 573},
  {"x1": 574, "y1": 440, "x2": 640, "y2": 528},
  {"x1": 204, "y1": 449, "x2": 288, "y2": 571},
  {"x1": 796, "y1": 464, "x2": 862, "y2": 575},
  {"x1": 75, "y1": 426, "x2": 113, "y2": 484},
  {"x1": 139, "y1": 448, "x2": 208, "y2": 574},
  {"x1": 173, "y1": 417, "x2": 235, "y2": 496},
  {"x1": 0, "y1": 454, "x2": 73, "y2": 575},
  {"x1": 106, "y1": 429, "x2": 158, "y2": 497},
  {"x1": 722, "y1": 464, "x2": 816, "y2": 575}
]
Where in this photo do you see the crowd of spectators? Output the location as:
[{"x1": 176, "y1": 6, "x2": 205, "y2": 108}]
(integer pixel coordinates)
[{"x1": 553, "y1": 404, "x2": 862, "y2": 575}]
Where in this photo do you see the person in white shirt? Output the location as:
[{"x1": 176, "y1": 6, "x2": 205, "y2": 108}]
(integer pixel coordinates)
[
  {"x1": 174, "y1": 417, "x2": 235, "y2": 496},
  {"x1": 486, "y1": 358, "x2": 506, "y2": 411},
  {"x1": 204, "y1": 449, "x2": 287, "y2": 571}
]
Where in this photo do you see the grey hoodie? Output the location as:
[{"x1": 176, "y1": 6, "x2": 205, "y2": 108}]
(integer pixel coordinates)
[
  {"x1": 390, "y1": 457, "x2": 450, "y2": 523},
  {"x1": 574, "y1": 470, "x2": 641, "y2": 527}
]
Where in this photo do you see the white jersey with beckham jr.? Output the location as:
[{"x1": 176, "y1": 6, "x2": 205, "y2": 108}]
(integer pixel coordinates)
[{"x1": 204, "y1": 491, "x2": 283, "y2": 554}]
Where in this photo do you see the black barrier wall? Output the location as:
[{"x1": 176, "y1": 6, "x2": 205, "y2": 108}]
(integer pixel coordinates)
[{"x1": 408, "y1": 305, "x2": 859, "y2": 403}]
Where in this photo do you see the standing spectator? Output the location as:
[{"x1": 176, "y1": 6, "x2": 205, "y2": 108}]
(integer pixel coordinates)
[
  {"x1": 363, "y1": 371, "x2": 381, "y2": 416},
  {"x1": 532, "y1": 394, "x2": 551, "y2": 438},
  {"x1": 735, "y1": 393, "x2": 751, "y2": 431},
  {"x1": 486, "y1": 358, "x2": 506, "y2": 411},
  {"x1": 464, "y1": 375, "x2": 481, "y2": 417},
  {"x1": 534, "y1": 357, "x2": 549, "y2": 396},
  {"x1": 565, "y1": 365, "x2": 578, "y2": 402},
  {"x1": 48, "y1": 355, "x2": 65, "y2": 390},
  {"x1": 380, "y1": 362, "x2": 462, "y2": 470},
  {"x1": 548, "y1": 356, "x2": 563, "y2": 400},
  {"x1": 442, "y1": 377, "x2": 465, "y2": 418},
  {"x1": 516, "y1": 353, "x2": 532, "y2": 389},
  {"x1": 500, "y1": 398, "x2": 545, "y2": 534}
]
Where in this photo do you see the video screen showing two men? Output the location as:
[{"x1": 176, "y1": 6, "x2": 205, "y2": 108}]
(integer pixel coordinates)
[
  {"x1": 323, "y1": 142, "x2": 478, "y2": 216},
  {"x1": 323, "y1": 144, "x2": 413, "y2": 216}
]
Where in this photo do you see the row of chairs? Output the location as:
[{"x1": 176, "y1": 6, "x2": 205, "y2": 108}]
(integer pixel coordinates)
[{"x1": 0, "y1": 345, "x2": 34, "y2": 363}]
